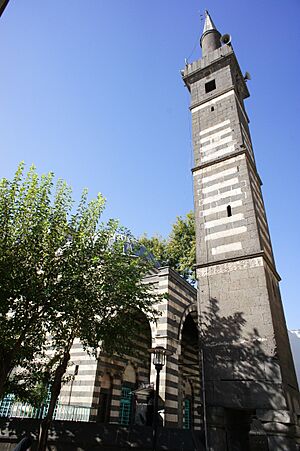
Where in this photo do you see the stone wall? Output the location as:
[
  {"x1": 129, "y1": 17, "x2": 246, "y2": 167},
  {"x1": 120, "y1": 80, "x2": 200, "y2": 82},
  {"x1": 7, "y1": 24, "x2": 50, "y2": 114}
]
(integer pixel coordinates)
[
  {"x1": 0, "y1": 418, "x2": 205, "y2": 451},
  {"x1": 41, "y1": 267, "x2": 199, "y2": 431}
]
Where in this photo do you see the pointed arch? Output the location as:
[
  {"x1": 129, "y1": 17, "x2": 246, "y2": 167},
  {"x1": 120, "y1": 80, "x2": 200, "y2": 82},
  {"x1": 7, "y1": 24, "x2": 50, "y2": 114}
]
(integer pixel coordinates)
[
  {"x1": 177, "y1": 304, "x2": 198, "y2": 342},
  {"x1": 123, "y1": 363, "x2": 136, "y2": 385}
]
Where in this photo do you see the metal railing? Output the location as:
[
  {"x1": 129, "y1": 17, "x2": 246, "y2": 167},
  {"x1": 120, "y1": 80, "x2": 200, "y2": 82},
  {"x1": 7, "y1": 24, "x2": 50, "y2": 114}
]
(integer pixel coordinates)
[{"x1": 0, "y1": 394, "x2": 91, "y2": 422}]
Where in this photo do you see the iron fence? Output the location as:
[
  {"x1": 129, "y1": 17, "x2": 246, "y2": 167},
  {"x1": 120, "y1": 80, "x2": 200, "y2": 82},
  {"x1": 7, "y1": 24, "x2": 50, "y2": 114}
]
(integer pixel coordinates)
[{"x1": 0, "y1": 394, "x2": 91, "y2": 422}]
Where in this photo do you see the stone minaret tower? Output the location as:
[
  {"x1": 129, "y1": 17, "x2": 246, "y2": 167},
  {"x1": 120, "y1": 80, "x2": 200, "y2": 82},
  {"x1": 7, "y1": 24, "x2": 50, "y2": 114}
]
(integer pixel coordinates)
[{"x1": 182, "y1": 11, "x2": 300, "y2": 450}]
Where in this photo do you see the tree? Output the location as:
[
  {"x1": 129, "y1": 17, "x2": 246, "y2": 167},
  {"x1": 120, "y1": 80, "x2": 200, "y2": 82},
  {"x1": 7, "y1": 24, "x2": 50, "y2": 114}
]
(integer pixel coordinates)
[
  {"x1": 0, "y1": 163, "x2": 159, "y2": 450},
  {"x1": 139, "y1": 211, "x2": 196, "y2": 283},
  {"x1": 138, "y1": 234, "x2": 168, "y2": 265},
  {"x1": 167, "y1": 211, "x2": 196, "y2": 281}
]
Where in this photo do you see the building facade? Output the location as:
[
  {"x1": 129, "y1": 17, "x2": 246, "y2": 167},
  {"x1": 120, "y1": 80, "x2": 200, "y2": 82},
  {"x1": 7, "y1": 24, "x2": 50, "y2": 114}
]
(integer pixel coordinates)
[
  {"x1": 57, "y1": 266, "x2": 202, "y2": 432},
  {"x1": 182, "y1": 11, "x2": 300, "y2": 451}
]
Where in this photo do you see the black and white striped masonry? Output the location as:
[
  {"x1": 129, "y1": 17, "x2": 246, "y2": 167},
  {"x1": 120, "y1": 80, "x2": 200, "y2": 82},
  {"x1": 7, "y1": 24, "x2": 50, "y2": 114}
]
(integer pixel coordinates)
[
  {"x1": 182, "y1": 10, "x2": 300, "y2": 451},
  {"x1": 55, "y1": 266, "x2": 202, "y2": 431}
]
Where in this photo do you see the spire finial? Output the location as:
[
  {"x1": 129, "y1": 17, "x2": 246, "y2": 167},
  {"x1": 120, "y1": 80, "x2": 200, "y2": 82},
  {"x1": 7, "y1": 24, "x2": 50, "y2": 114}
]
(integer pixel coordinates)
[
  {"x1": 200, "y1": 10, "x2": 221, "y2": 57},
  {"x1": 203, "y1": 10, "x2": 218, "y2": 34}
]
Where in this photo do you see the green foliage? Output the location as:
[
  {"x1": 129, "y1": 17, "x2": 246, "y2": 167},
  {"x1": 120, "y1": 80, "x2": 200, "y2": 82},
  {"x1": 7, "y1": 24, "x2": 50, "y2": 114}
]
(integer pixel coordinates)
[
  {"x1": 0, "y1": 163, "x2": 159, "y2": 399},
  {"x1": 139, "y1": 211, "x2": 196, "y2": 284},
  {"x1": 167, "y1": 211, "x2": 196, "y2": 282},
  {"x1": 138, "y1": 234, "x2": 168, "y2": 265}
]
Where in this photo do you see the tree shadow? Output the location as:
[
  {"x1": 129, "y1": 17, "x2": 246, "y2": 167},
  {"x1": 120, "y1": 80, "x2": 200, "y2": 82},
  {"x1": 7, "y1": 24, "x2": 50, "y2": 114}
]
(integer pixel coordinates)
[
  {"x1": 199, "y1": 297, "x2": 300, "y2": 450},
  {"x1": 200, "y1": 297, "x2": 286, "y2": 411},
  {"x1": 0, "y1": 417, "x2": 204, "y2": 450}
]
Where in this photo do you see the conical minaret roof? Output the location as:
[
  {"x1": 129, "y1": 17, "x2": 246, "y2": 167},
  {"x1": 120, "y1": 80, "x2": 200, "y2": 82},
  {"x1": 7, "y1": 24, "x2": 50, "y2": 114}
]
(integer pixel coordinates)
[
  {"x1": 202, "y1": 10, "x2": 218, "y2": 35},
  {"x1": 200, "y1": 10, "x2": 221, "y2": 57}
]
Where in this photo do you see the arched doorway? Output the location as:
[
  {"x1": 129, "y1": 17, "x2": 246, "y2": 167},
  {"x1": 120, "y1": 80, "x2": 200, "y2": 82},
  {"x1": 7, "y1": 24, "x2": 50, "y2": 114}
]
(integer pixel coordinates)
[
  {"x1": 97, "y1": 310, "x2": 152, "y2": 425},
  {"x1": 118, "y1": 311, "x2": 152, "y2": 426},
  {"x1": 97, "y1": 373, "x2": 112, "y2": 423},
  {"x1": 119, "y1": 363, "x2": 136, "y2": 426},
  {"x1": 179, "y1": 312, "x2": 202, "y2": 430}
]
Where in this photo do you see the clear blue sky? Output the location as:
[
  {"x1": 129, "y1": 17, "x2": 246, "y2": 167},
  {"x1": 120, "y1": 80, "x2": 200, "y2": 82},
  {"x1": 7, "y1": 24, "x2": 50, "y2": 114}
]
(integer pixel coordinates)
[{"x1": 0, "y1": 0, "x2": 299, "y2": 328}]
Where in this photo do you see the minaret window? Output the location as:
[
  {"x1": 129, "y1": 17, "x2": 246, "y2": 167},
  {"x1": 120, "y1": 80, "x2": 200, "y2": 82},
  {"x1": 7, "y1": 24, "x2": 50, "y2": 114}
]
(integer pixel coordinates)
[
  {"x1": 205, "y1": 79, "x2": 216, "y2": 93},
  {"x1": 211, "y1": 106, "x2": 215, "y2": 112},
  {"x1": 227, "y1": 205, "x2": 232, "y2": 217}
]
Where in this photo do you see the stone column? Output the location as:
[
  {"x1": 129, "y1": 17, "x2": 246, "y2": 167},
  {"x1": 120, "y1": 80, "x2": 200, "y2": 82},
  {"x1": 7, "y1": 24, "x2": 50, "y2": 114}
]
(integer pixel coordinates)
[{"x1": 109, "y1": 372, "x2": 122, "y2": 424}]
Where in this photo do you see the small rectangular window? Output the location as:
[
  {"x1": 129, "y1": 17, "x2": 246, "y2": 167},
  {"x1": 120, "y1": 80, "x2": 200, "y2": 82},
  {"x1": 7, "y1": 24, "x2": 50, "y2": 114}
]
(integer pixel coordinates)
[{"x1": 205, "y1": 79, "x2": 216, "y2": 93}]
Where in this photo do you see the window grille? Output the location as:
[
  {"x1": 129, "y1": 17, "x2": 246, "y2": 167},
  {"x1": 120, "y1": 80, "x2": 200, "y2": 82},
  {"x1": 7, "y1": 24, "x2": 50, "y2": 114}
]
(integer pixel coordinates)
[
  {"x1": 183, "y1": 398, "x2": 191, "y2": 429},
  {"x1": 0, "y1": 387, "x2": 62, "y2": 420},
  {"x1": 0, "y1": 393, "x2": 90, "y2": 421},
  {"x1": 119, "y1": 387, "x2": 132, "y2": 426}
]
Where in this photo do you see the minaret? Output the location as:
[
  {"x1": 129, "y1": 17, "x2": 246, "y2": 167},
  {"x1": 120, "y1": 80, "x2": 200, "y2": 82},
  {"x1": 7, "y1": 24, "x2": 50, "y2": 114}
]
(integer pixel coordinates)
[
  {"x1": 200, "y1": 11, "x2": 221, "y2": 57},
  {"x1": 182, "y1": 11, "x2": 300, "y2": 450}
]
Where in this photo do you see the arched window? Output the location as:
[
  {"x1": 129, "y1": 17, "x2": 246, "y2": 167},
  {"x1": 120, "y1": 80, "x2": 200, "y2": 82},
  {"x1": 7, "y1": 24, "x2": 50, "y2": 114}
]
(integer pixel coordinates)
[{"x1": 227, "y1": 205, "x2": 232, "y2": 217}]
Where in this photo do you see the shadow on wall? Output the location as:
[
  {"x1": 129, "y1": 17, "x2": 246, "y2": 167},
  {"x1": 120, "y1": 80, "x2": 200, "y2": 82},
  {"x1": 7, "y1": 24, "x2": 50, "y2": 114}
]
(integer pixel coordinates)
[
  {"x1": 201, "y1": 297, "x2": 289, "y2": 411},
  {"x1": 200, "y1": 298, "x2": 300, "y2": 451},
  {"x1": 0, "y1": 418, "x2": 205, "y2": 450},
  {"x1": 289, "y1": 330, "x2": 300, "y2": 387}
]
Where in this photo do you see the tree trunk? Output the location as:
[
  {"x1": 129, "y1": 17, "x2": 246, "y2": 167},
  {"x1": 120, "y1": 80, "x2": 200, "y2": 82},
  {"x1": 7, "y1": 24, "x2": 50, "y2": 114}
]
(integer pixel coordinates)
[
  {"x1": 0, "y1": 317, "x2": 43, "y2": 398},
  {"x1": 0, "y1": 354, "x2": 14, "y2": 399},
  {"x1": 37, "y1": 345, "x2": 72, "y2": 451}
]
